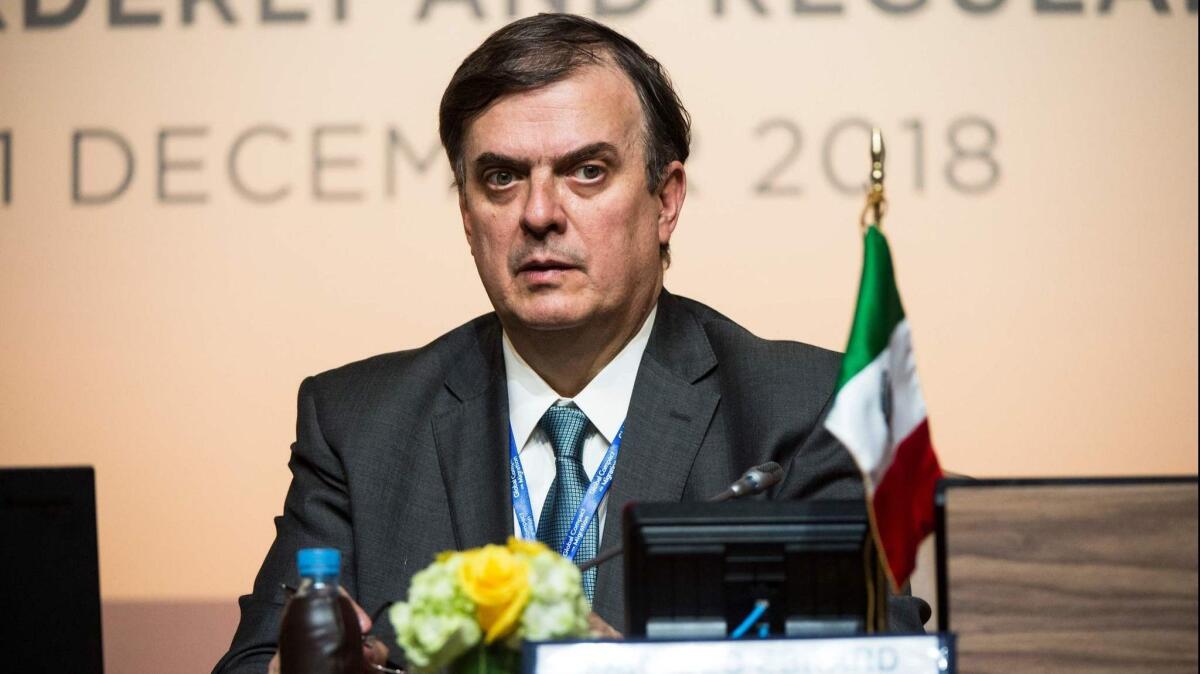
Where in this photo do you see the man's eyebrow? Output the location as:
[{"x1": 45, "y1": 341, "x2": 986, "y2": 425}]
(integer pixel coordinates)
[
  {"x1": 552, "y1": 142, "x2": 620, "y2": 173},
  {"x1": 472, "y1": 152, "x2": 531, "y2": 172}
]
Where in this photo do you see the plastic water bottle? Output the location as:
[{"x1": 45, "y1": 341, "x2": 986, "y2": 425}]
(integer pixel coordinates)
[{"x1": 278, "y1": 548, "x2": 365, "y2": 674}]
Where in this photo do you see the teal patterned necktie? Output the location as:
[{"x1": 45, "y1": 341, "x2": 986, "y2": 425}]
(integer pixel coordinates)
[{"x1": 537, "y1": 404, "x2": 598, "y2": 601}]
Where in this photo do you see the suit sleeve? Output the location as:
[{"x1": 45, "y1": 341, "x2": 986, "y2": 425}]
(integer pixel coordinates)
[{"x1": 213, "y1": 376, "x2": 358, "y2": 673}]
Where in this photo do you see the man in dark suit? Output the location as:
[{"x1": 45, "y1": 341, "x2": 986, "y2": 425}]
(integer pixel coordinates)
[{"x1": 216, "y1": 14, "x2": 923, "y2": 673}]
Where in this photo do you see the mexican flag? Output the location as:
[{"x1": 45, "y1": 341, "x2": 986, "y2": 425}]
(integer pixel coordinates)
[{"x1": 824, "y1": 224, "x2": 943, "y2": 589}]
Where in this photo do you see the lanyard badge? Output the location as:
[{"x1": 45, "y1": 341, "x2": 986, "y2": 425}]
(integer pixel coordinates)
[{"x1": 508, "y1": 423, "x2": 623, "y2": 561}]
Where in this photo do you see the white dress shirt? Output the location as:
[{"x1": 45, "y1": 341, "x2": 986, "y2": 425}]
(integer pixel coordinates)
[{"x1": 503, "y1": 306, "x2": 657, "y2": 546}]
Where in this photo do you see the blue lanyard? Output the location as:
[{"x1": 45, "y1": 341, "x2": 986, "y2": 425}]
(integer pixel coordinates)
[{"x1": 509, "y1": 421, "x2": 624, "y2": 561}]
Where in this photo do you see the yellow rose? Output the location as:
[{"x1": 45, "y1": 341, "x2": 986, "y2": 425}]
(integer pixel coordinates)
[
  {"x1": 507, "y1": 537, "x2": 552, "y2": 558},
  {"x1": 458, "y1": 544, "x2": 531, "y2": 644}
]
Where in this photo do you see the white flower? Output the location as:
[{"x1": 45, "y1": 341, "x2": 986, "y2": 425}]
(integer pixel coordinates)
[
  {"x1": 389, "y1": 556, "x2": 482, "y2": 672},
  {"x1": 519, "y1": 549, "x2": 590, "y2": 642},
  {"x1": 527, "y1": 552, "x2": 583, "y2": 604}
]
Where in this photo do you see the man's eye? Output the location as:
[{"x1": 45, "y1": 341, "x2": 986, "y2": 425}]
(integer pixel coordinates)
[
  {"x1": 574, "y1": 165, "x2": 604, "y2": 181},
  {"x1": 486, "y1": 170, "x2": 516, "y2": 187}
]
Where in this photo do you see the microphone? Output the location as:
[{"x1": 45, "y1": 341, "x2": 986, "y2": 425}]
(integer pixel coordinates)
[
  {"x1": 707, "y1": 462, "x2": 784, "y2": 503},
  {"x1": 577, "y1": 461, "x2": 784, "y2": 573}
]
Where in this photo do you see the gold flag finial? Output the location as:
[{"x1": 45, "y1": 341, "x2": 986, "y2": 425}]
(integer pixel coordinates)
[{"x1": 860, "y1": 128, "x2": 887, "y2": 231}]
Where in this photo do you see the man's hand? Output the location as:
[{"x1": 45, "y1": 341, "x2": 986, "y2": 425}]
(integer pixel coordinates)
[
  {"x1": 267, "y1": 588, "x2": 390, "y2": 674},
  {"x1": 587, "y1": 612, "x2": 622, "y2": 640}
]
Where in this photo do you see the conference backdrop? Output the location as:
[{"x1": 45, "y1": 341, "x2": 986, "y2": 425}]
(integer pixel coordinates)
[{"x1": 1, "y1": 0, "x2": 1196, "y2": 617}]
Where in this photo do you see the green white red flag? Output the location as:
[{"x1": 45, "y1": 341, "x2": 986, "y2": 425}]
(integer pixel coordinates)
[{"x1": 824, "y1": 224, "x2": 943, "y2": 589}]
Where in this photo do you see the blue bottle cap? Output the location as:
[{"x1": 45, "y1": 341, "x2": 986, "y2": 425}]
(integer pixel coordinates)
[{"x1": 297, "y1": 548, "x2": 341, "y2": 578}]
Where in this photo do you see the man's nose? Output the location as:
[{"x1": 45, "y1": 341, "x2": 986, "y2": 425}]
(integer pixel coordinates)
[{"x1": 520, "y1": 172, "x2": 564, "y2": 236}]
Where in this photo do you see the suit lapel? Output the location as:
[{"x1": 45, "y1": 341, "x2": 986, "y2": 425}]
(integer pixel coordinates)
[
  {"x1": 431, "y1": 318, "x2": 514, "y2": 551},
  {"x1": 592, "y1": 291, "x2": 720, "y2": 626}
]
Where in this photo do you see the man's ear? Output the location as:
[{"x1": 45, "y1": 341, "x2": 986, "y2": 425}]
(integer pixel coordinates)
[{"x1": 656, "y1": 160, "x2": 687, "y2": 247}]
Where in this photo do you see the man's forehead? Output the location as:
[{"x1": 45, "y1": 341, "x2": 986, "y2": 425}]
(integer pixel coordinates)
[{"x1": 463, "y1": 65, "x2": 644, "y2": 161}]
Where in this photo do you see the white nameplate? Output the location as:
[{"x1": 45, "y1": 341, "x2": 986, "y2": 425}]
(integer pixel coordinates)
[{"x1": 525, "y1": 634, "x2": 952, "y2": 674}]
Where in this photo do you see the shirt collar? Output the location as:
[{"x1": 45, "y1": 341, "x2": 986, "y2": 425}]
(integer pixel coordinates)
[{"x1": 503, "y1": 304, "x2": 657, "y2": 448}]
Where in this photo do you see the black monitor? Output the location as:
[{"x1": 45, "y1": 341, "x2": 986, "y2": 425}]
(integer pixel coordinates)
[
  {"x1": 0, "y1": 466, "x2": 104, "y2": 673},
  {"x1": 623, "y1": 499, "x2": 886, "y2": 639}
]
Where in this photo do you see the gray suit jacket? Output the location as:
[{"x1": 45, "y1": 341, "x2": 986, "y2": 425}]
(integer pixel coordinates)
[{"x1": 215, "y1": 290, "x2": 925, "y2": 673}]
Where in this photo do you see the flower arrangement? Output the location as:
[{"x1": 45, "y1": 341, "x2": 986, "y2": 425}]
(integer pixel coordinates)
[{"x1": 390, "y1": 537, "x2": 591, "y2": 673}]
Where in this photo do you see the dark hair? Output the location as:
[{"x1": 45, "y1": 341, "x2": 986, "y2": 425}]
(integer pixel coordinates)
[{"x1": 439, "y1": 13, "x2": 691, "y2": 195}]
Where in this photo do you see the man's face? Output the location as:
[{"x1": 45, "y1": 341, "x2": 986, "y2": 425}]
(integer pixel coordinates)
[{"x1": 459, "y1": 64, "x2": 682, "y2": 334}]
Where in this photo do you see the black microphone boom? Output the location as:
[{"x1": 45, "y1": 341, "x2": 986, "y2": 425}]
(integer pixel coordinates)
[
  {"x1": 578, "y1": 461, "x2": 784, "y2": 573},
  {"x1": 708, "y1": 462, "x2": 784, "y2": 502}
]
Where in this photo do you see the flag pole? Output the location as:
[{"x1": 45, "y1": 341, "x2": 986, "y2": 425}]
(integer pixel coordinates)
[
  {"x1": 861, "y1": 127, "x2": 892, "y2": 630},
  {"x1": 860, "y1": 128, "x2": 887, "y2": 231}
]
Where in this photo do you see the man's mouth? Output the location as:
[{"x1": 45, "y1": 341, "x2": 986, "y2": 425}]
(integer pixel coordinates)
[
  {"x1": 518, "y1": 256, "x2": 577, "y2": 271},
  {"x1": 516, "y1": 258, "x2": 578, "y2": 281}
]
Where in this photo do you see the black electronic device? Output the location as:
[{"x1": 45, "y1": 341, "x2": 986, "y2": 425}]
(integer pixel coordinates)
[
  {"x1": 0, "y1": 466, "x2": 104, "y2": 673},
  {"x1": 623, "y1": 499, "x2": 886, "y2": 639}
]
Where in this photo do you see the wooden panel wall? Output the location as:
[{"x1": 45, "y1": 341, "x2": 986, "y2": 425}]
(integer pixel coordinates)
[{"x1": 943, "y1": 481, "x2": 1198, "y2": 673}]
